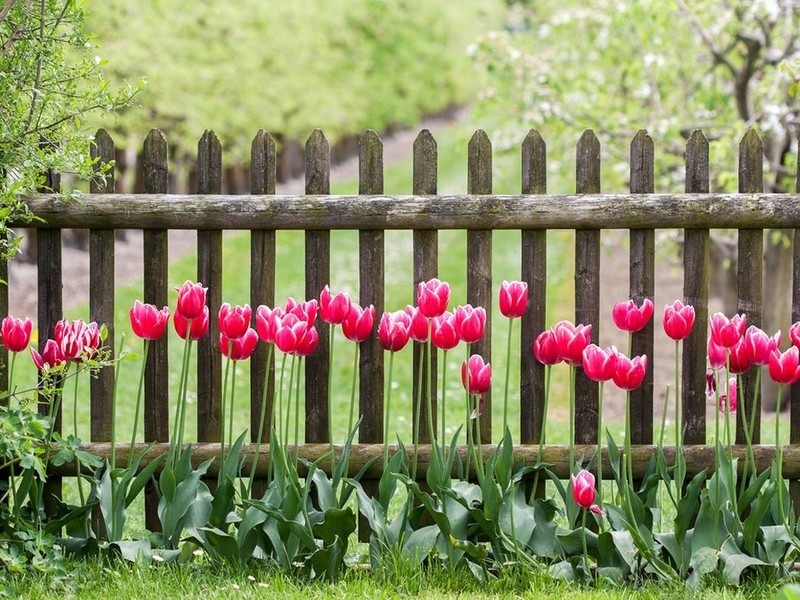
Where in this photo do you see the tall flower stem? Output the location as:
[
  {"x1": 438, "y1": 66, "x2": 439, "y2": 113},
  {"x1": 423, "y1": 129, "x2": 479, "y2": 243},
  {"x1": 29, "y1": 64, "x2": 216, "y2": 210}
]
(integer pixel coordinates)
[
  {"x1": 294, "y1": 357, "x2": 302, "y2": 467},
  {"x1": 169, "y1": 330, "x2": 193, "y2": 469},
  {"x1": 503, "y1": 318, "x2": 513, "y2": 435},
  {"x1": 175, "y1": 341, "x2": 194, "y2": 467},
  {"x1": 737, "y1": 373, "x2": 756, "y2": 500},
  {"x1": 250, "y1": 344, "x2": 274, "y2": 494},
  {"x1": 747, "y1": 368, "x2": 761, "y2": 478},
  {"x1": 110, "y1": 334, "x2": 126, "y2": 471},
  {"x1": 285, "y1": 355, "x2": 296, "y2": 453},
  {"x1": 220, "y1": 348, "x2": 233, "y2": 465},
  {"x1": 597, "y1": 381, "x2": 604, "y2": 506},
  {"x1": 463, "y1": 342, "x2": 472, "y2": 479},
  {"x1": 275, "y1": 352, "x2": 287, "y2": 444},
  {"x1": 412, "y1": 341, "x2": 425, "y2": 481},
  {"x1": 581, "y1": 509, "x2": 590, "y2": 580},
  {"x1": 229, "y1": 360, "x2": 238, "y2": 458},
  {"x1": 348, "y1": 345, "x2": 359, "y2": 437},
  {"x1": 440, "y1": 349, "x2": 448, "y2": 447},
  {"x1": 426, "y1": 325, "x2": 435, "y2": 444},
  {"x1": 531, "y1": 365, "x2": 551, "y2": 497},
  {"x1": 776, "y1": 383, "x2": 787, "y2": 526},
  {"x1": 327, "y1": 325, "x2": 336, "y2": 475},
  {"x1": 129, "y1": 340, "x2": 149, "y2": 468},
  {"x1": 72, "y1": 371, "x2": 85, "y2": 506},
  {"x1": 7, "y1": 352, "x2": 16, "y2": 401},
  {"x1": 473, "y1": 392, "x2": 486, "y2": 483},
  {"x1": 568, "y1": 364, "x2": 576, "y2": 476},
  {"x1": 625, "y1": 390, "x2": 634, "y2": 503},
  {"x1": 382, "y1": 351, "x2": 395, "y2": 470}
]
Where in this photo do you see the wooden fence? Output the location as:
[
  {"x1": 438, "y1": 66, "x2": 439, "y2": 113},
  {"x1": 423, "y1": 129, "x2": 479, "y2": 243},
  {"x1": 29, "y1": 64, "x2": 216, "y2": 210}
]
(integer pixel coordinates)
[{"x1": 12, "y1": 126, "x2": 800, "y2": 530}]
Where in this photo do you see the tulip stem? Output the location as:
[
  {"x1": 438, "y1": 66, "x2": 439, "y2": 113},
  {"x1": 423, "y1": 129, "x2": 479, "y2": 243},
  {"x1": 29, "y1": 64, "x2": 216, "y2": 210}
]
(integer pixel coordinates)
[
  {"x1": 426, "y1": 330, "x2": 435, "y2": 444},
  {"x1": 275, "y1": 351, "x2": 287, "y2": 446},
  {"x1": 776, "y1": 383, "x2": 787, "y2": 526},
  {"x1": 597, "y1": 381, "x2": 604, "y2": 507},
  {"x1": 503, "y1": 318, "x2": 513, "y2": 436},
  {"x1": 748, "y1": 368, "x2": 761, "y2": 480},
  {"x1": 463, "y1": 343, "x2": 472, "y2": 480},
  {"x1": 412, "y1": 340, "x2": 425, "y2": 481},
  {"x1": 175, "y1": 341, "x2": 193, "y2": 467},
  {"x1": 294, "y1": 357, "x2": 302, "y2": 468},
  {"x1": 581, "y1": 509, "x2": 590, "y2": 581},
  {"x1": 625, "y1": 390, "x2": 634, "y2": 503},
  {"x1": 229, "y1": 360, "x2": 238, "y2": 459},
  {"x1": 110, "y1": 334, "x2": 125, "y2": 472},
  {"x1": 737, "y1": 373, "x2": 756, "y2": 501},
  {"x1": 221, "y1": 348, "x2": 232, "y2": 467},
  {"x1": 7, "y1": 351, "x2": 16, "y2": 402},
  {"x1": 568, "y1": 364, "x2": 575, "y2": 477},
  {"x1": 383, "y1": 351, "x2": 394, "y2": 471},
  {"x1": 348, "y1": 344, "x2": 358, "y2": 439},
  {"x1": 531, "y1": 365, "x2": 551, "y2": 500},
  {"x1": 327, "y1": 325, "x2": 336, "y2": 475},
  {"x1": 285, "y1": 355, "x2": 296, "y2": 454},
  {"x1": 250, "y1": 343, "x2": 274, "y2": 493},
  {"x1": 473, "y1": 392, "x2": 485, "y2": 484},
  {"x1": 129, "y1": 340, "x2": 149, "y2": 468},
  {"x1": 440, "y1": 349, "x2": 448, "y2": 448},
  {"x1": 72, "y1": 371, "x2": 86, "y2": 507}
]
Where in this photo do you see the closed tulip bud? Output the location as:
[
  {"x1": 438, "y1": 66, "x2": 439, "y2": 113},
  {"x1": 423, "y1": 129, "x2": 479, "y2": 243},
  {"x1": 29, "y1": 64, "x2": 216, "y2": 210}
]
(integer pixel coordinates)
[
  {"x1": 582, "y1": 344, "x2": 618, "y2": 382},
  {"x1": 30, "y1": 339, "x2": 65, "y2": 372},
  {"x1": 431, "y1": 312, "x2": 459, "y2": 351},
  {"x1": 255, "y1": 305, "x2": 282, "y2": 344},
  {"x1": 571, "y1": 469, "x2": 605, "y2": 515},
  {"x1": 705, "y1": 370, "x2": 716, "y2": 401},
  {"x1": 790, "y1": 321, "x2": 800, "y2": 349},
  {"x1": 285, "y1": 298, "x2": 318, "y2": 327},
  {"x1": 454, "y1": 304, "x2": 486, "y2": 344},
  {"x1": 612, "y1": 298, "x2": 654, "y2": 333},
  {"x1": 405, "y1": 305, "x2": 429, "y2": 343},
  {"x1": 707, "y1": 337, "x2": 726, "y2": 370},
  {"x1": 218, "y1": 303, "x2": 251, "y2": 340},
  {"x1": 173, "y1": 306, "x2": 210, "y2": 341},
  {"x1": 461, "y1": 354, "x2": 491, "y2": 395},
  {"x1": 499, "y1": 280, "x2": 528, "y2": 319},
  {"x1": 1, "y1": 315, "x2": 32, "y2": 353},
  {"x1": 296, "y1": 326, "x2": 319, "y2": 356},
  {"x1": 728, "y1": 339, "x2": 751, "y2": 374},
  {"x1": 743, "y1": 325, "x2": 780, "y2": 366},
  {"x1": 320, "y1": 285, "x2": 351, "y2": 325},
  {"x1": 710, "y1": 312, "x2": 747, "y2": 348},
  {"x1": 719, "y1": 376, "x2": 737, "y2": 414},
  {"x1": 342, "y1": 303, "x2": 375, "y2": 342},
  {"x1": 417, "y1": 278, "x2": 451, "y2": 318},
  {"x1": 663, "y1": 300, "x2": 695, "y2": 341},
  {"x1": 612, "y1": 352, "x2": 647, "y2": 391},
  {"x1": 130, "y1": 301, "x2": 170, "y2": 340},
  {"x1": 532, "y1": 329, "x2": 561, "y2": 365},
  {"x1": 768, "y1": 347, "x2": 800, "y2": 385},
  {"x1": 219, "y1": 328, "x2": 258, "y2": 361},
  {"x1": 378, "y1": 310, "x2": 412, "y2": 352},
  {"x1": 175, "y1": 281, "x2": 208, "y2": 320},
  {"x1": 553, "y1": 320, "x2": 592, "y2": 365}
]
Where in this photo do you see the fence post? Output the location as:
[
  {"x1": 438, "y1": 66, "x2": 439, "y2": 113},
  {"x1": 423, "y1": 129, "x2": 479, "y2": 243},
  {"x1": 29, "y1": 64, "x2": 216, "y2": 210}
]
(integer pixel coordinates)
[
  {"x1": 682, "y1": 130, "x2": 710, "y2": 445},
  {"x1": 791, "y1": 144, "x2": 800, "y2": 514},
  {"x1": 737, "y1": 128, "x2": 764, "y2": 444},
  {"x1": 574, "y1": 130, "x2": 601, "y2": 446},
  {"x1": 142, "y1": 129, "x2": 169, "y2": 532}
]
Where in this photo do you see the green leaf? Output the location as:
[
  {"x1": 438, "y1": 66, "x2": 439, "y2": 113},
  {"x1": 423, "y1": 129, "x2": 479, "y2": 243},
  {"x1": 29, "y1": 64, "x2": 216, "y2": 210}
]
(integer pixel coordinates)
[
  {"x1": 686, "y1": 546, "x2": 718, "y2": 588},
  {"x1": 742, "y1": 480, "x2": 775, "y2": 554},
  {"x1": 721, "y1": 548, "x2": 767, "y2": 585},
  {"x1": 401, "y1": 525, "x2": 439, "y2": 564}
]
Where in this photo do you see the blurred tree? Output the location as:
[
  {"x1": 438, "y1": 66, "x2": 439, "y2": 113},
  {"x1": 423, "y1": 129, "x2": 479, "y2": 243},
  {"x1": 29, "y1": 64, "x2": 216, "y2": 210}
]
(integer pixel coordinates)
[{"x1": 0, "y1": 0, "x2": 136, "y2": 259}]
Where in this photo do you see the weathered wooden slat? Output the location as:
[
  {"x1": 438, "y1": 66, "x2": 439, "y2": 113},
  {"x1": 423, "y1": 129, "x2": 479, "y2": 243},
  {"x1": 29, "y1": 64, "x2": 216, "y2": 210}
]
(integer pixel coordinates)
[
  {"x1": 0, "y1": 252, "x2": 6, "y2": 397},
  {"x1": 629, "y1": 130, "x2": 655, "y2": 445},
  {"x1": 792, "y1": 153, "x2": 800, "y2": 512},
  {"x1": 520, "y1": 130, "x2": 547, "y2": 445},
  {"x1": 358, "y1": 131, "x2": 384, "y2": 444},
  {"x1": 21, "y1": 193, "x2": 800, "y2": 230},
  {"x1": 142, "y1": 129, "x2": 169, "y2": 532},
  {"x1": 574, "y1": 130, "x2": 601, "y2": 445},
  {"x1": 57, "y1": 442, "x2": 800, "y2": 480},
  {"x1": 682, "y1": 130, "x2": 710, "y2": 445},
  {"x1": 250, "y1": 130, "x2": 276, "y2": 446},
  {"x1": 197, "y1": 131, "x2": 223, "y2": 443},
  {"x1": 737, "y1": 128, "x2": 764, "y2": 444},
  {"x1": 467, "y1": 130, "x2": 493, "y2": 444},
  {"x1": 89, "y1": 129, "x2": 115, "y2": 443},
  {"x1": 304, "y1": 130, "x2": 331, "y2": 443},
  {"x1": 412, "y1": 130, "x2": 438, "y2": 445}
]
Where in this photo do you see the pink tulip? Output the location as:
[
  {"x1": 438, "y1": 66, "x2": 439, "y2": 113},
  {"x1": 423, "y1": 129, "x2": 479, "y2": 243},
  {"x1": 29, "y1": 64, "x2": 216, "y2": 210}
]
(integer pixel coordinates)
[
  {"x1": 663, "y1": 300, "x2": 695, "y2": 341},
  {"x1": 218, "y1": 303, "x2": 251, "y2": 340},
  {"x1": 743, "y1": 326, "x2": 780, "y2": 366},
  {"x1": 553, "y1": 320, "x2": 592, "y2": 365},
  {"x1": 1, "y1": 315, "x2": 32, "y2": 353},
  {"x1": 173, "y1": 306, "x2": 210, "y2": 341},
  {"x1": 499, "y1": 280, "x2": 528, "y2": 319},
  {"x1": 54, "y1": 319, "x2": 100, "y2": 362},
  {"x1": 532, "y1": 329, "x2": 561, "y2": 365},
  {"x1": 378, "y1": 310, "x2": 412, "y2": 352},
  {"x1": 710, "y1": 312, "x2": 747, "y2": 348},
  {"x1": 612, "y1": 298, "x2": 654, "y2": 333},
  {"x1": 727, "y1": 339, "x2": 751, "y2": 374},
  {"x1": 461, "y1": 354, "x2": 491, "y2": 395},
  {"x1": 405, "y1": 305, "x2": 429, "y2": 343},
  {"x1": 705, "y1": 370, "x2": 716, "y2": 401},
  {"x1": 284, "y1": 297, "x2": 318, "y2": 327},
  {"x1": 431, "y1": 312, "x2": 459, "y2": 351},
  {"x1": 790, "y1": 322, "x2": 800, "y2": 349},
  {"x1": 719, "y1": 376, "x2": 737, "y2": 414},
  {"x1": 342, "y1": 303, "x2": 375, "y2": 342},
  {"x1": 571, "y1": 469, "x2": 605, "y2": 515},
  {"x1": 612, "y1": 352, "x2": 648, "y2": 391},
  {"x1": 417, "y1": 278, "x2": 450, "y2": 318},
  {"x1": 582, "y1": 344, "x2": 618, "y2": 382},
  {"x1": 296, "y1": 327, "x2": 319, "y2": 356},
  {"x1": 707, "y1": 337, "x2": 726, "y2": 370},
  {"x1": 255, "y1": 305, "x2": 282, "y2": 344},
  {"x1": 454, "y1": 304, "x2": 486, "y2": 344},
  {"x1": 175, "y1": 281, "x2": 208, "y2": 320},
  {"x1": 319, "y1": 286, "x2": 351, "y2": 325},
  {"x1": 219, "y1": 328, "x2": 258, "y2": 361},
  {"x1": 129, "y1": 301, "x2": 170, "y2": 340},
  {"x1": 768, "y1": 347, "x2": 800, "y2": 385},
  {"x1": 275, "y1": 314, "x2": 319, "y2": 356},
  {"x1": 30, "y1": 339, "x2": 65, "y2": 372}
]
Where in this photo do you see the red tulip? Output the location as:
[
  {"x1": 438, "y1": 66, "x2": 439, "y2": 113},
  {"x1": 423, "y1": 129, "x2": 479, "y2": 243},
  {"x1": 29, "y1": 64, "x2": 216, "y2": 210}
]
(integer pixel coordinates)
[
  {"x1": 719, "y1": 376, "x2": 737, "y2": 414},
  {"x1": 342, "y1": 303, "x2": 375, "y2": 342},
  {"x1": 54, "y1": 319, "x2": 100, "y2": 362},
  {"x1": 553, "y1": 320, "x2": 592, "y2": 365},
  {"x1": 454, "y1": 304, "x2": 486, "y2": 344},
  {"x1": 663, "y1": 300, "x2": 695, "y2": 341},
  {"x1": 378, "y1": 310, "x2": 412, "y2": 352},
  {"x1": 707, "y1": 337, "x2": 726, "y2": 370},
  {"x1": 768, "y1": 347, "x2": 800, "y2": 384},
  {"x1": 129, "y1": 301, "x2": 170, "y2": 340},
  {"x1": 175, "y1": 281, "x2": 207, "y2": 320},
  {"x1": 499, "y1": 280, "x2": 528, "y2": 319},
  {"x1": 582, "y1": 344, "x2": 618, "y2": 382},
  {"x1": 705, "y1": 370, "x2": 716, "y2": 401},
  {"x1": 790, "y1": 322, "x2": 800, "y2": 349},
  {"x1": 296, "y1": 326, "x2": 319, "y2": 356},
  {"x1": 219, "y1": 328, "x2": 258, "y2": 361},
  {"x1": 255, "y1": 305, "x2": 282, "y2": 344},
  {"x1": 743, "y1": 325, "x2": 780, "y2": 366},
  {"x1": 218, "y1": 303, "x2": 251, "y2": 340},
  {"x1": 612, "y1": 352, "x2": 647, "y2": 391},
  {"x1": 30, "y1": 339, "x2": 65, "y2": 372},
  {"x1": 612, "y1": 298, "x2": 654, "y2": 333},
  {"x1": 405, "y1": 305, "x2": 429, "y2": 343},
  {"x1": 571, "y1": 469, "x2": 605, "y2": 515},
  {"x1": 320, "y1": 285, "x2": 351, "y2": 325},
  {"x1": 275, "y1": 314, "x2": 319, "y2": 356},
  {"x1": 417, "y1": 278, "x2": 450, "y2": 319},
  {"x1": 461, "y1": 354, "x2": 491, "y2": 395},
  {"x1": 173, "y1": 306, "x2": 210, "y2": 341},
  {"x1": 710, "y1": 312, "x2": 747, "y2": 348},
  {"x1": 728, "y1": 339, "x2": 751, "y2": 374},
  {"x1": 532, "y1": 329, "x2": 561, "y2": 365},
  {"x1": 284, "y1": 297, "x2": 318, "y2": 327},
  {"x1": 1, "y1": 315, "x2": 32, "y2": 353},
  {"x1": 431, "y1": 311, "x2": 459, "y2": 351}
]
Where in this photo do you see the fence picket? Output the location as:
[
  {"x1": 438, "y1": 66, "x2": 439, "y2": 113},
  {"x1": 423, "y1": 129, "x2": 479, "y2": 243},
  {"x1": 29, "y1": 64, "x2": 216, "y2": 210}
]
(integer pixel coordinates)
[
  {"x1": 629, "y1": 130, "x2": 655, "y2": 445},
  {"x1": 304, "y1": 130, "x2": 331, "y2": 443},
  {"x1": 737, "y1": 128, "x2": 764, "y2": 444},
  {"x1": 575, "y1": 130, "x2": 601, "y2": 445},
  {"x1": 142, "y1": 129, "x2": 169, "y2": 531},
  {"x1": 197, "y1": 130, "x2": 223, "y2": 443},
  {"x1": 467, "y1": 130, "x2": 493, "y2": 444},
  {"x1": 791, "y1": 150, "x2": 800, "y2": 510},
  {"x1": 413, "y1": 130, "x2": 438, "y2": 444},
  {"x1": 682, "y1": 130, "x2": 710, "y2": 445},
  {"x1": 520, "y1": 130, "x2": 546, "y2": 445}
]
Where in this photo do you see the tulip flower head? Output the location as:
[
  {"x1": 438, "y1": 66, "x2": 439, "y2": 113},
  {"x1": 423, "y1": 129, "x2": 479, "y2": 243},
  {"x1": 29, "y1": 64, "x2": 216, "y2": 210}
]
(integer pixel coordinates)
[
  {"x1": 54, "y1": 319, "x2": 100, "y2": 362},
  {"x1": 319, "y1": 286, "x2": 351, "y2": 325},
  {"x1": 768, "y1": 347, "x2": 800, "y2": 385},
  {"x1": 255, "y1": 305, "x2": 282, "y2": 344},
  {"x1": 30, "y1": 339, "x2": 66, "y2": 372},
  {"x1": 790, "y1": 322, "x2": 800, "y2": 349},
  {"x1": 612, "y1": 352, "x2": 648, "y2": 391},
  {"x1": 743, "y1": 326, "x2": 780, "y2": 366},
  {"x1": 710, "y1": 312, "x2": 747, "y2": 348},
  {"x1": 705, "y1": 370, "x2": 716, "y2": 401},
  {"x1": 405, "y1": 305, "x2": 430, "y2": 343},
  {"x1": 175, "y1": 281, "x2": 208, "y2": 320},
  {"x1": 378, "y1": 310, "x2": 412, "y2": 352},
  {"x1": 219, "y1": 328, "x2": 258, "y2": 361},
  {"x1": 707, "y1": 337, "x2": 726, "y2": 371},
  {"x1": 553, "y1": 320, "x2": 592, "y2": 365},
  {"x1": 454, "y1": 304, "x2": 487, "y2": 344},
  {"x1": 461, "y1": 354, "x2": 491, "y2": 395},
  {"x1": 284, "y1": 298, "x2": 318, "y2": 327},
  {"x1": 417, "y1": 278, "x2": 451, "y2": 318},
  {"x1": 571, "y1": 469, "x2": 605, "y2": 515},
  {"x1": 719, "y1": 376, "x2": 737, "y2": 414},
  {"x1": 218, "y1": 303, "x2": 252, "y2": 340},
  {"x1": 663, "y1": 300, "x2": 695, "y2": 341},
  {"x1": 612, "y1": 298, "x2": 654, "y2": 333},
  {"x1": 431, "y1": 312, "x2": 459, "y2": 351},
  {"x1": 1, "y1": 315, "x2": 32, "y2": 353},
  {"x1": 727, "y1": 339, "x2": 751, "y2": 375},
  {"x1": 499, "y1": 280, "x2": 528, "y2": 319},
  {"x1": 130, "y1": 301, "x2": 170, "y2": 340},
  {"x1": 582, "y1": 344, "x2": 618, "y2": 382},
  {"x1": 532, "y1": 329, "x2": 561, "y2": 365},
  {"x1": 275, "y1": 314, "x2": 319, "y2": 356},
  {"x1": 342, "y1": 303, "x2": 375, "y2": 342},
  {"x1": 174, "y1": 306, "x2": 210, "y2": 341}
]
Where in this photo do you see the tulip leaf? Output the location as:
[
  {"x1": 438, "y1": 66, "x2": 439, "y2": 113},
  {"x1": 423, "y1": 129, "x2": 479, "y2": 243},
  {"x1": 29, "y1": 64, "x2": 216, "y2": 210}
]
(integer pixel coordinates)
[
  {"x1": 743, "y1": 480, "x2": 775, "y2": 554},
  {"x1": 401, "y1": 525, "x2": 439, "y2": 564},
  {"x1": 529, "y1": 498, "x2": 559, "y2": 559},
  {"x1": 721, "y1": 548, "x2": 768, "y2": 585},
  {"x1": 557, "y1": 527, "x2": 598, "y2": 556},
  {"x1": 499, "y1": 485, "x2": 535, "y2": 548},
  {"x1": 686, "y1": 546, "x2": 718, "y2": 588}
]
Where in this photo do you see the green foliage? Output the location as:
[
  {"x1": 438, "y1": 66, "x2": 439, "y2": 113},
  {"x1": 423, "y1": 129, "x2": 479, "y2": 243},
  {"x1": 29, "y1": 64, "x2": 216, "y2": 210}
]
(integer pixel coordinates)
[
  {"x1": 87, "y1": 0, "x2": 505, "y2": 159},
  {"x1": 0, "y1": 0, "x2": 136, "y2": 259}
]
